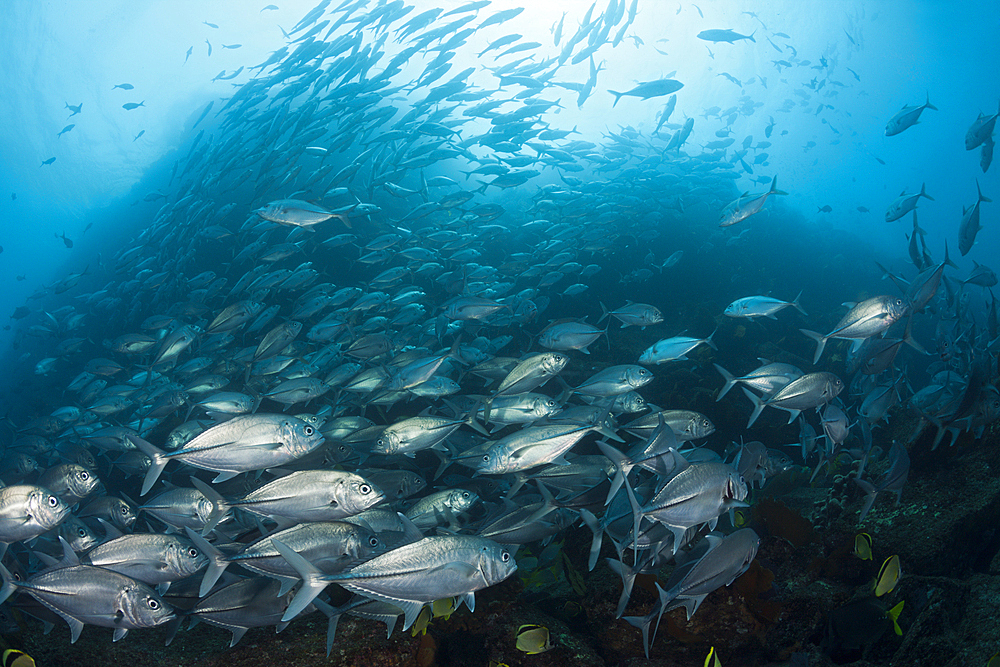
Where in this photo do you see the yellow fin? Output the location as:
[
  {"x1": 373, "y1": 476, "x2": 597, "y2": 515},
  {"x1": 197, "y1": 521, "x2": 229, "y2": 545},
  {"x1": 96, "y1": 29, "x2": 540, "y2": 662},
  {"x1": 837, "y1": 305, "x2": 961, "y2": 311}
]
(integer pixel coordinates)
[{"x1": 888, "y1": 600, "x2": 904, "y2": 636}]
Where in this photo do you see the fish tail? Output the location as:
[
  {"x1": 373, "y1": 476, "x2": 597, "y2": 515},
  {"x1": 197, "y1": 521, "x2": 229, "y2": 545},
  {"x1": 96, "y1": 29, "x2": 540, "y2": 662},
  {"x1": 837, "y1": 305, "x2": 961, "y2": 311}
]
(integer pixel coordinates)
[
  {"x1": 272, "y1": 539, "x2": 331, "y2": 623},
  {"x1": 943, "y1": 240, "x2": 958, "y2": 269},
  {"x1": 924, "y1": 91, "x2": 937, "y2": 111},
  {"x1": 0, "y1": 561, "x2": 15, "y2": 606},
  {"x1": 482, "y1": 396, "x2": 494, "y2": 425},
  {"x1": 596, "y1": 441, "x2": 634, "y2": 505},
  {"x1": 976, "y1": 178, "x2": 992, "y2": 203},
  {"x1": 792, "y1": 290, "x2": 808, "y2": 317},
  {"x1": 622, "y1": 606, "x2": 657, "y2": 659},
  {"x1": 183, "y1": 526, "x2": 230, "y2": 597},
  {"x1": 742, "y1": 386, "x2": 765, "y2": 428},
  {"x1": 606, "y1": 556, "x2": 639, "y2": 618},
  {"x1": 608, "y1": 90, "x2": 624, "y2": 107},
  {"x1": 799, "y1": 328, "x2": 827, "y2": 364},
  {"x1": 748, "y1": 30, "x2": 756, "y2": 43},
  {"x1": 597, "y1": 301, "x2": 610, "y2": 324},
  {"x1": 919, "y1": 181, "x2": 934, "y2": 201},
  {"x1": 854, "y1": 478, "x2": 878, "y2": 523},
  {"x1": 888, "y1": 601, "x2": 905, "y2": 635},
  {"x1": 578, "y1": 508, "x2": 605, "y2": 572},
  {"x1": 129, "y1": 434, "x2": 168, "y2": 496},
  {"x1": 713, "y1": 363, "x2": 737, "y2": 401},
  {"x1": 901, "y1": 315, "x2": 927, "y2": 354},
  {"x1": 704, "y1": 328, "x2": 718, "y2": 350}
]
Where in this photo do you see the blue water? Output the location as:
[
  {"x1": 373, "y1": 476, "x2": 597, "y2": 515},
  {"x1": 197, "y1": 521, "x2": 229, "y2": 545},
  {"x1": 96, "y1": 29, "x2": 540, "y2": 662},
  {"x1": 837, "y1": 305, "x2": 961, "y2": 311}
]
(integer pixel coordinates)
[{"x1": 0, "y1": 0, "x2": 998, "y2": 659}]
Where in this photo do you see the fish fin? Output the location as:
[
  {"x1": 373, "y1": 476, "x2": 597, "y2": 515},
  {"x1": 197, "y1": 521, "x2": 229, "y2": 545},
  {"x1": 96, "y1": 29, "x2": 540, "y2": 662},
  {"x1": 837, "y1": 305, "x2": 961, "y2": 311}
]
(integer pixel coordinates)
[
  {"x1": 888, "y1": 601, "x2": 904, "y2": 635},
  {"x1": 63, "y1": 614, "x2": 86, "y2": 643},
  {"x1": 976, "y1": 178, "x2": 992, "y2": 203},
  {"x1": 596, "y1": 440, "x2": 632, "y2": 504},
  {"x1": 0, "y1": 562, "x2": 15, "y2": 606},
  {"x1": 608, "y1": 90, "x2": 624, "y2": 107},
  {"x1": 923, "y1": 91, "x2": 937, "y2": 111},
  {"x1": 713, "y1": 363, "x2": 736, "y2": 401},
  {"x1": 276, "y1": 576, "x2": 297, "y2": 597},
  {"x1": 799, "y1": 328, "x2": 827, "y2": 364},
  {"x1": 742, "y1": 386, "x2": 765, "y2": 428},
  {"x1": 129, "y1": 434, "x2": 168, "y2": 496},
  {"x1": 943, "y1": 241, "x2": 958, "y2": 269},
  {"x1": 272, "y1": 539, "x2": 329, "y2": 623},
  {"x1": 854, "y1": 478, "x2": 878, "y2": 523},
  {"x1": 113, "y1": 626, "x2": 129, "y2": 642},
  {"x1": 183, "y1": 527, "x2": 229, "y2": 597},
  {"x1": 578, "y1": 508, "x2": 604, "y2": 571},
  {"x1": 901, "y1": 315, "x2": 927, "y2": 354},
  {"x1": 212, "y1": 470, "x2": 240, "y2": 484},
  {"x1": 606, "y1": 556, "x2": 638, "y2": 618},
  {"x1": 622, "y1": 607, "x2": 656, "y2": 659},
  {"x1": 792, "y1": 290, "x2": 808, "y2": 316},
  {"x1": 919, "y1": 181, "x2": 934, "y2": 201}
]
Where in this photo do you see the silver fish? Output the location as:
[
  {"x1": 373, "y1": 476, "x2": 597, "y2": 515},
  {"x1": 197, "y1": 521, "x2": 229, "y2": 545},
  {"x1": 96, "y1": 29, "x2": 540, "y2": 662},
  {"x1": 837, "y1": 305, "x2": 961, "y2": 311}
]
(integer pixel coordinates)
[
  {"x1": 132, "y1": 414, "x2": 325, "y2": 494},
  {"x1": 0, "y1": 539, "x2": 175, "y2": 642},
  {"x1": 273, "y1": 532, "x2": 516, "y2": 630}
]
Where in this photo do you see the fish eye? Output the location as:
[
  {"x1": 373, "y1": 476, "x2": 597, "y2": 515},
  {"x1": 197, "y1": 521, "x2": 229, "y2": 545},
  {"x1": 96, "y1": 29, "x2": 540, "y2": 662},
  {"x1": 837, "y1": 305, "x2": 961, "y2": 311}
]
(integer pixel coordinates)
[
  {"x1": 188, "y1": 548, "x2": 199, "y2": 558},
  {"x1": 77, "y1": 527, "x2": 87, "y2": 537},
  {"x1": 304, "y1": 426, "x2": 314, "y2": 435},
  {"x1": 360, "y1": 484, "x2": 372, "y2": 494},
  {"x1": 121, "y1": 506, "x2": 129, "y2": 514},
  {"x1": 501, "y1": 551, "x2": 511, "y2": 562},
  {"x1": 462, "y1": 492, "x2": 470, "y2": 498},
  {"x1": 482, "y1": 454, "x2": 490, "y2": 462},
  {"x1": 48, "y1": 496, "x2": 59, "y2": 507},
  {"x1": 147, "y1": 598, "x2": 160, "y2": 610},
  {"x1": 80, "y1": 471, "x2": 90, "y2": 480},
  {"x1": 369, "y1": 536, "x2": 379, "y2": 547}
]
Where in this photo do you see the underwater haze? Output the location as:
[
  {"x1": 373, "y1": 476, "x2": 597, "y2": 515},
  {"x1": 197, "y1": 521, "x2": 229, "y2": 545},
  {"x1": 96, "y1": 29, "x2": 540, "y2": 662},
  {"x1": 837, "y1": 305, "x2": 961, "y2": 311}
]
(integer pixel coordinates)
[{"x1": 0, "y1": 0, "x2": 999, "y2": 665}]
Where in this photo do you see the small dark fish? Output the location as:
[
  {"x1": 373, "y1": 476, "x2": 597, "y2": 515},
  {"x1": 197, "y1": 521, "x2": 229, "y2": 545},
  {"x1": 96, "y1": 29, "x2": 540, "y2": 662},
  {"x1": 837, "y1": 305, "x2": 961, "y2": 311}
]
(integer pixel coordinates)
[
  {"x1": 206, "y1": 39, "x2": 212, "y2": 56},
  {"x1": 184, "y1": 46, "x2": 193, "y2": 64},
  {"x1": 817, "y1": 205, "x2": 833, "y2": 213},
  {"x1": 133, "y1": 130, "x2": 145, "y2": 141},
  {"x1": 40, "y1": 157, "x2": 56, "y2": 167},
  {"x1": 57, "y1": 124, "x2": 75, "y2": 138},
  {"x1": 56, "y1": 232, "x2": 73, "y2": 248},
  {"x1": 203, "y1": 21, "x2": 219, "y2": 28},
  {"x1": 222, "y1": 43, "x2": 242, "y2": 49},
  {"x1": 112, "y1": 83, "x2": 134, "y2": 90},
  {"x1": 122, "y1": 101, "x2": 145, "y2": 110},
  {"x1": 857, "y1": 206, "x2": 870, "y2": 213},
  {"x1": 261, "y1": 4, "x2": 279, "y2": 11}
]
